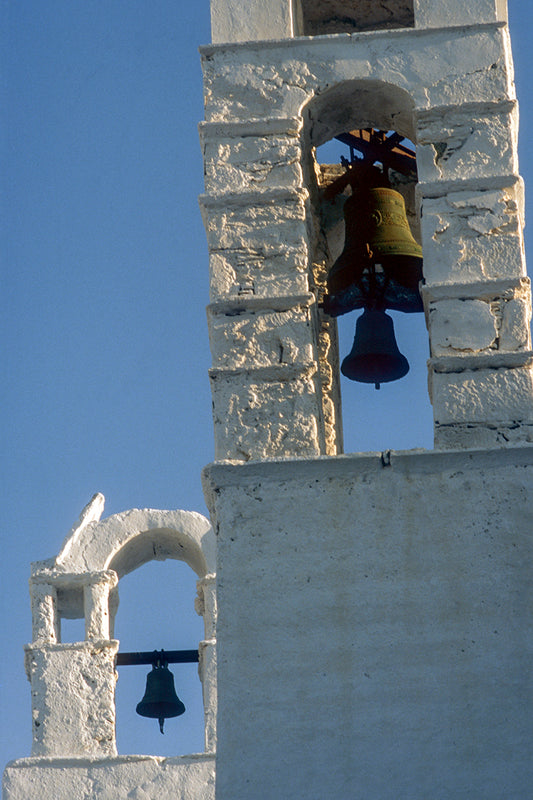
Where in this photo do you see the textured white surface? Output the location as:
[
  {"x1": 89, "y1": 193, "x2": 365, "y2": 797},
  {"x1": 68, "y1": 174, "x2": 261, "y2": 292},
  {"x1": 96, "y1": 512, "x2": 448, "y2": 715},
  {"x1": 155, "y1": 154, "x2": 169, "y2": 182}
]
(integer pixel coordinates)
[
  {"x1": 3, "y1": 501, "x2": 217, "y2": 798},
  {"x1": 204, "y1": 447, "x2": 533, "y2": 799},
  {"x1": 3, "y1": 755, "x2": 215, "y2": 800}
]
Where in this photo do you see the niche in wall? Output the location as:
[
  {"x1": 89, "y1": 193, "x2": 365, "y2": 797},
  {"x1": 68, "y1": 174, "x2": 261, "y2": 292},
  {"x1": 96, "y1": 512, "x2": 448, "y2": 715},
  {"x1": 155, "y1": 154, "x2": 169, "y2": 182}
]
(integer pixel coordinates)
[{"x1": 300, "y1": 0, "x2": 414, "y2": 36}]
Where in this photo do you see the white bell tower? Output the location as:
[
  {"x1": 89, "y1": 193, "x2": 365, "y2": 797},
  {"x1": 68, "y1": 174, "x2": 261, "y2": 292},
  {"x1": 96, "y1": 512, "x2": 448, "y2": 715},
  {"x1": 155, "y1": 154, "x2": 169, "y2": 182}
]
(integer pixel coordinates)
[
  {"x1": 3, "y1": 2, "x2": 533, "y2": 799},
  {"x1": 200, "y1": 0, "x2": 533, "y2": 797}
]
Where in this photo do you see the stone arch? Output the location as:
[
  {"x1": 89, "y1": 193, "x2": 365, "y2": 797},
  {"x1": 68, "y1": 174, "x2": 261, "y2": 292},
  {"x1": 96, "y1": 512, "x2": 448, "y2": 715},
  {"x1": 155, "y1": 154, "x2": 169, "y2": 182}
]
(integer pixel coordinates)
[
  {"x1": 302, "y1": 78, "x2": 416, "y2": 149},
  {"x1": 56, "y1": 506, "x2": 215, "y2": 578},
  {"x1": 298, "y1": 78, "x2": 423, "y2": 455},
  {"x1": 27, "y1": 498, "x2": 217, "y2": 758}
]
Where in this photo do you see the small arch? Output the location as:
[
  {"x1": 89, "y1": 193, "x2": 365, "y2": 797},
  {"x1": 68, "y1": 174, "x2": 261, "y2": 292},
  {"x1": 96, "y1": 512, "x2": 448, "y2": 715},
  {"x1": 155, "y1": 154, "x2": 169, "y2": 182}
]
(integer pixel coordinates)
[
  {"x1": 56, "y1": 508, "x2": 215, "y2": 577},
  {"x1": 300, "y1": 79, "x2": 432, "y2": 454},
  {"x1": 303, "y1": 79, "x2": 416, "y2": 149}
]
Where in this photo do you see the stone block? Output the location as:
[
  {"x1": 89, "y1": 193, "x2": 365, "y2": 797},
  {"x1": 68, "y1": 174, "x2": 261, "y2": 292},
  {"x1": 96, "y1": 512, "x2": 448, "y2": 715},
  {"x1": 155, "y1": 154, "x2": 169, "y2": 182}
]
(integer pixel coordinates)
[
  {"x1": 3, "y1": 755, "x2": 215, "y2": 800},
  {"x1": 201, "y1": 128, "x2": 303, "y2": 194},
  {"x1": 416, "y1": 105, "x2": 518, "y2": 186},
  {"x1": 25, "y1": 642, "x2": 118, "y2": 757},
  {"x1": 429, "y1": 298, "x2": 497, "y2": 355},
  {"x1": 207, "y1": 303, "x2": 315, "y2": 370},
  {"x1": 500, "y1": 295, "x2": 532, "y2": 350},
  {"x1": 414, "y1": 0, "x2": 506, "y2": 28},
  {"x1": 430, "y1": 363, "x2": 533, "y2": 426},
  {"x1": 201, "y1": 28, "x2": 512, "y2": 123},
  {"x1": 201, "y1": 193, "x2": 308, "y2": 253},
  {"x1": 209, "y1": 367, "x2": 323, "y2": 460},
  {"x1": 419, "y1": 185, "x2": 525, "y2": 284},
  {"x1": 208, "y1": 246, "x2": 309, "y2": 300},
  {"x1": 210, "y1": 0, "x2": 293, "y2": 43}
]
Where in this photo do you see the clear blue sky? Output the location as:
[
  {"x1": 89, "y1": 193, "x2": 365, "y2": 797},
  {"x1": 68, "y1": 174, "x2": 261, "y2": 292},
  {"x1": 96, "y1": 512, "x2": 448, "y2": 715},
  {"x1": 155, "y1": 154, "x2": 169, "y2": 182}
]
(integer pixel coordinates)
[{"x1": 2, "y1": 0, "x2": 532, "y2": 766}]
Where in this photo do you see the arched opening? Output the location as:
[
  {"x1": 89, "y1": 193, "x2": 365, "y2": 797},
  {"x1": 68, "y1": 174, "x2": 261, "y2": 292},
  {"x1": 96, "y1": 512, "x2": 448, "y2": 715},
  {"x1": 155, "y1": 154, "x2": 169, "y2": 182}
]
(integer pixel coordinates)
[
  {"x1": 303, "y1": 81, "x2": 433, "y2": 453},
  {"x1": 298, "y1": 0, "x2": 415, "y2": 37},
  {"x1": 113, "y1": 559, "x2": 205, "y2": 757}
]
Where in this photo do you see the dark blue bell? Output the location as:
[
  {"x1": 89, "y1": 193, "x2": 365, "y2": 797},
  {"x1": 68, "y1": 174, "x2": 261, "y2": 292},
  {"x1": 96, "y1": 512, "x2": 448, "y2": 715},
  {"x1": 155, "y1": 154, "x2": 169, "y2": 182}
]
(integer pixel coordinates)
[
  {"x1": 136, "y1": 662, "x2": 185, "y2": 734},
  {"x1": 341, "y1": 308, "x2": 409, "y2": 389}
]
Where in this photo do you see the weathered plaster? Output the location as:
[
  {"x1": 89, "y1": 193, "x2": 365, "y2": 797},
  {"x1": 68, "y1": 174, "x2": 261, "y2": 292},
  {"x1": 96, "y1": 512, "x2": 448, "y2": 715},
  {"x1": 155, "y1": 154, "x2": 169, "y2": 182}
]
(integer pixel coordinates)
[
  {"x1": 203, "y1": 446, "x2": 533, "y2": 799},
  {"x1": 4, "y1": 499, "x2": 217, "y2": 799}
]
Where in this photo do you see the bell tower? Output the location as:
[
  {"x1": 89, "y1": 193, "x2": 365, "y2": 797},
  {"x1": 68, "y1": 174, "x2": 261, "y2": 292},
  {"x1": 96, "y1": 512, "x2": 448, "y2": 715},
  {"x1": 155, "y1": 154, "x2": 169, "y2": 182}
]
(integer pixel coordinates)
[{"x1": 200, "y1": 0, "x2": 533, "y2": 798}]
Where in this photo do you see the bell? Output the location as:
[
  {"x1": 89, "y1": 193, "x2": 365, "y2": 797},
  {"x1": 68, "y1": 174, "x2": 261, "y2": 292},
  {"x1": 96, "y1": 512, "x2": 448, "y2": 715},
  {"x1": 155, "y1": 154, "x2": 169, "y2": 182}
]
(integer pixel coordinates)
[
  {"x1": 136, "y1": 662, "x2": 185, "y2": 734},
  {"x1": 341, "y1": 308, "x2": 409, "y2": 389},
  {"x1": 327, "y1": 186, "x2": 423, "y2": 296}
]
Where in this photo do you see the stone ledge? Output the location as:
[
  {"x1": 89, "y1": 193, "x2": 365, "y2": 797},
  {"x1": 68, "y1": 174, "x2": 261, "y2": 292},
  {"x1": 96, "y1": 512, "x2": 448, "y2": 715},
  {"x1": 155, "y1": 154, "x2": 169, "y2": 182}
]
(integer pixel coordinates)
[
  {"x1": 417, "y1": 172, "x2": 521, "y2": 199},
  {"x1": 3, "y1": 753, "x2": 215, "y2": 800},
  {"x1": 199, "y1": 117, "x2": 303, "y2": 139},
  {"x1": 199, "y1": 186, "x2": 308, "y2": 209},
  {"x1": 429, "y1": 350, "x2": 533, "y2": 372},
  {"x1": 421, "y1": 277, "x2": 529, "y2": 304},
  {"x1": 199, "y1": 19, "x2": 506, "y2": 57},
  {"x1": 209, "y1": 362, "x2": 317, "y2": 381},
  {"x1": 201, "y1": 444, "x2": 533, "y2": 494},
  {"x1": 207, "y1": 292, "x2": 315, "y2": 316}
]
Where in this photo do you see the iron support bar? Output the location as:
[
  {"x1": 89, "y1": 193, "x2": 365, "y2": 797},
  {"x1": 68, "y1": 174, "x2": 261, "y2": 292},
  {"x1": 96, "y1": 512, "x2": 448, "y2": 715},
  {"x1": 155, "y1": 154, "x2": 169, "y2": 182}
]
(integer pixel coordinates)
[{"x1": 116, "y1": 649, "x2": 199, "y2": 666}]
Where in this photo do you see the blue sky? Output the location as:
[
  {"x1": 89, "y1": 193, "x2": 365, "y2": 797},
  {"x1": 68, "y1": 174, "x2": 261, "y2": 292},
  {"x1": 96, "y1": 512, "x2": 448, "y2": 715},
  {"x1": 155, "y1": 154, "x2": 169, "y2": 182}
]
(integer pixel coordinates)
[{"x1": 2, "y1": 0, "x2": 532, "y2": 766}]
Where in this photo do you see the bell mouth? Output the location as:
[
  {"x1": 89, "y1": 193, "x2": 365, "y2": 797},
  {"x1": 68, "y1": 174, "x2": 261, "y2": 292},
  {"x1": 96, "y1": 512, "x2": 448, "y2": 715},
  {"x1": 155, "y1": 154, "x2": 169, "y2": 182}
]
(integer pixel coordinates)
[{"x1": 341, "y1": 352, "x2": 409, "y2": 384}]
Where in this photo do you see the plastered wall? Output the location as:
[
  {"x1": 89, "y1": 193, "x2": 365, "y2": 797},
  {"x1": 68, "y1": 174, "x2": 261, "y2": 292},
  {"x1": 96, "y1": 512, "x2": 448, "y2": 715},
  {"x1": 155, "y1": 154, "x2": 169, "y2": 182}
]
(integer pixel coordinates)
[{"x1": 203, "y1": 446, "x2": 533, "y2": 799}]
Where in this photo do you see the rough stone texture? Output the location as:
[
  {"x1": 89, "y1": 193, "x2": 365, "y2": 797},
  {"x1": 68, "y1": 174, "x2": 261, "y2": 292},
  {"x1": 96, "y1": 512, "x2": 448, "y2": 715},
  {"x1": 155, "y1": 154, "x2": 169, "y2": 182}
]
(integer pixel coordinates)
[
  {"x1": 209, "y1": 367, "x2": 324, "y2": 460},
  {"x1": 25, "y1": 641, "x2": 118, "y2": 758},
  {"x1": 200, "y1": 28, "x2": 513, "y2": 123},
  {"x1": 430, "y1": 361, "x2": 533, "y2": 426},
  {"x1": 207, "y1": 301, "x2": 315, "y2": 370},
  {"x1": 203, "y1": 447, "x2": 533, "y2": 800},
  {"x1": 429, "y1": 298, "x2": 498, "y2": 353},
  {"x1": 200, "y1": 120, "x2": 303, "y2": 195},
  {"x1": 414, "y1": 0, "x2": 506, "y2": 28},
  {"x1": 417, "y1": 105, "x2": 518, "y2": 188},
  {"x1": 425, "y1": 279, "x2": 532, "y2": 358},
  {"x1": 209, "y1": 0, "x2": 506, "y2": 42},
  {"x1": 211, "y1": 0, "x2": 293, "y2": 43},
  {"x1": 199, "y1": 18, "x2": 532, "y2": 451},
  {"x1": 3, "y1": 755, "x2": 215, "y2": 800},
  {"x1": 3, "y1": 500, "x2": 217, "y2": 799},
  {"x1": 419, "y1": 183, "x2": 525, "y2": 285}
]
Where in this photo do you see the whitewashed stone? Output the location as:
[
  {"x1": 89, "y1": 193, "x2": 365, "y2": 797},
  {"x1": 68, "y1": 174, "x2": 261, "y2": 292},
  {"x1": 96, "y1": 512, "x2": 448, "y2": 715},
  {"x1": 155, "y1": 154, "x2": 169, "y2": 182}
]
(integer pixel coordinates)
[
  {"x1": 3, "y1": 755, "x2": 215, "y2": 800},
  {"x1": 211, "y1": 0, "x2": 293, "y2": 43},
  {"x1": 200, "y1": 189, "x2": 309, "y2": 253},
  {"x1": 207, "y1": 247, "x2": 309, "y2": 300},
  {"x1": 30, "y1": 583, "x2": 59, "y2": 644},
  {"x1": 431, "y1": 363, "x2": 533, "y2": 426},
  {"x1": 420, "y1": 185, "x2": 525, "y2": 284},
  {"x1": 25, "y1": 641, "x2": 118, "y2": 757},
  {"x1": 201, "y1": 28, "x2": 512, "y2": 123},
  {"x1": 204, "y1": 448, "x2": 533, "y2": 799},
  {"x1": 200, "y1": 125, "x2": 303, "y2": 194},
  {"x1": 429, "y1": 299, "x2": 497, "y2": 354},
  {"x1": 209, "y1": 368, "x2": 323, "y2": 460},
  {"x1": 207, "y1": 303, "x2": 315, "y2": 370},
  {"x1": 416, "y1": 106, "x2": 518, "y2": 186},
  {"x1": 500, "y1": 295, "x2": 532, "y2": 350},
  {"x1": 199, "y1": 640, "x2": 217, "y2": 752},
  {"x1": 414, "y1": 0, "x2": 506, "y2": 27}
]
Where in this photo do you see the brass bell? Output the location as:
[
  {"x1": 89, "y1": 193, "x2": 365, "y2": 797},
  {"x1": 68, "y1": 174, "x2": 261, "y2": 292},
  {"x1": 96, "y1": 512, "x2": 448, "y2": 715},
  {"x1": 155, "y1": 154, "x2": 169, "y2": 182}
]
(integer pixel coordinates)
[
  {"x1": 341, "y1": 308, "x2": 409, "y2": 389},
  {"x1": 136, "y1": 661, "x2": 185, "y2": 734},
  {"x1": 327, "y1": 186, "x2": 423, "y2": 296}
]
